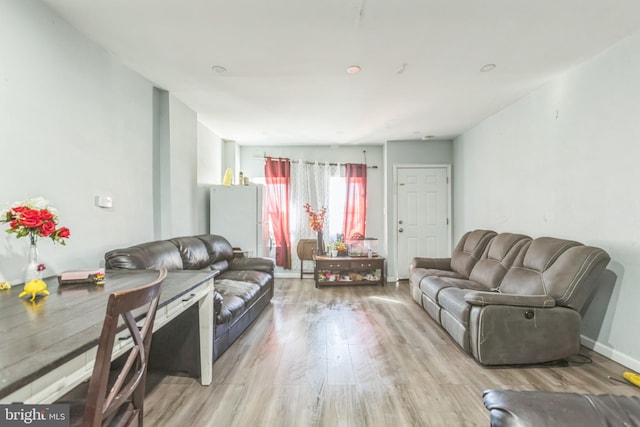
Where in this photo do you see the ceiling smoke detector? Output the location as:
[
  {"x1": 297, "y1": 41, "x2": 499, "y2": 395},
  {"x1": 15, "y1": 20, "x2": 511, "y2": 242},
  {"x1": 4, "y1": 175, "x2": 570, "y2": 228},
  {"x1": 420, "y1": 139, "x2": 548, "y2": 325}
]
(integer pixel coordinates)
[
  {"x1": 346, "y1": 65, "x2": 361, "y2": 74},
  {"x1": 211, "y1": 65, "x2": 227, "y2": 74}
]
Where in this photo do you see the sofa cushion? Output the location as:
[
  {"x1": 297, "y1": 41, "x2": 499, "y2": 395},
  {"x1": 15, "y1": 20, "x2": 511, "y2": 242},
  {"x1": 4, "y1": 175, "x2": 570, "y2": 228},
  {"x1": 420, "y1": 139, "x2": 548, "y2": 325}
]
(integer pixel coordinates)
[
  {"x1": 438, "y1": 287, "x2": 473, "y2": 326},
  {"x1": 498, "y1": 237, "x2": 610, "y2": 311},
  {"x1": 217, "y1": 294, "x2": 245, "y2": 325},
  {"x1": 412, "y1": 268, "x2": 467, "y2": 282},
  {"x1": 450, "y1": 229, "x2": 497, "y2": 278},
  {"x1": 468, "y1": 233, "x2": 530, "y2": 289},
  {"x1": 196, "y1": 234, "x2": 234, "y2": 264},
  {"x1": 215, "y1": 278, "x2": 261, "y2": 305},
  {"x1": 169, "y1": 236, "x2": 212, "y2": 270},
  {"x1": 420, "y1": 276, "x2": 488, "y2": 303},
  {"x1": 105, "y1": 240, "x2": 183, "y2": 270},
  {"x1": 219, "y1": 270, "x2": 272, "y2": 292},
  {"x1": 230, "y1": 257, "x2": 275, "y2": 274}
]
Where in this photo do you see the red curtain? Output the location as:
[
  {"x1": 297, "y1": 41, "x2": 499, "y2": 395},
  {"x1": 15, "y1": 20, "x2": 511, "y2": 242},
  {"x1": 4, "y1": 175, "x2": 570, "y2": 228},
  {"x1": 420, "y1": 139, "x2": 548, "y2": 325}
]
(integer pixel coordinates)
[
  {"x1": 343, "y1": 163, "x2": 367, "y2": 240},
  {"x1": 265, "y1": 157, "x2": 292, "y2": 269}
]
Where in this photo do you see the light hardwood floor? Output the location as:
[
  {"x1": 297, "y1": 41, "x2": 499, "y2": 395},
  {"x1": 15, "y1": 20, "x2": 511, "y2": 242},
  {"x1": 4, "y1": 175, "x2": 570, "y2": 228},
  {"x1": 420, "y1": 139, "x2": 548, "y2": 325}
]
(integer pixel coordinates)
[{"x1": 143, "y1": 278, "x2": 640, "y2": 426}]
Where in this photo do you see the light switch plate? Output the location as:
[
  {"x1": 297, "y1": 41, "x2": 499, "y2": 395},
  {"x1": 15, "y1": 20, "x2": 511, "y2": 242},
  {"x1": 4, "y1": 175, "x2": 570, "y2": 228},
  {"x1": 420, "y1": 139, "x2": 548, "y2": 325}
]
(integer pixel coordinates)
[{"x1": 95, "y1": 195, "x2": 113, "y2": 208}]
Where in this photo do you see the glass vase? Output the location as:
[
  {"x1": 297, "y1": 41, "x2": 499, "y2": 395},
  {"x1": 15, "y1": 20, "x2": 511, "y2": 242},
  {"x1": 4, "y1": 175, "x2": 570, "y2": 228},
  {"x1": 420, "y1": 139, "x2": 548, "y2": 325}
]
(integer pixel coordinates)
[{"x1": 24, "y1": 242, "x2": 40, "y2": 284}]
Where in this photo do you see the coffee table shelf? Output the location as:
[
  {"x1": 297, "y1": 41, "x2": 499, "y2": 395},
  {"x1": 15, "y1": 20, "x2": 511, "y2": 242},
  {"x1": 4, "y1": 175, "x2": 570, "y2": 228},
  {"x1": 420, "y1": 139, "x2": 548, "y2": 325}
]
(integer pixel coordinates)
[{"x1": 314, "y1": 255, "x2": 385, "y2": 288}]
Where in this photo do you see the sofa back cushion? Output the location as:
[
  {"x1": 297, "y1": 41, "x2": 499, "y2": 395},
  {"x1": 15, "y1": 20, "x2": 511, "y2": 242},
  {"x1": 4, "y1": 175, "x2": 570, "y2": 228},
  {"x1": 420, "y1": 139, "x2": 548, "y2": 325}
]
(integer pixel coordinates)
[
  {"x1": 169, "y1": 236, "x2": 211, "y2": 270},
  {"x1": 469, "y1": 233, "x2": 531, "y2": 289},
  {"x1": 105, "y1": 240, "x2": 184, "y2": 270},
  {"x1": 499, "y1": 237, "x2": 610, "y2": 311},
  {"x1": 450, "y1": 230, "x2": 497, "y2": 278},
  {"x1": 196, "y1": 234, "x2": 234, "y2": 273}
]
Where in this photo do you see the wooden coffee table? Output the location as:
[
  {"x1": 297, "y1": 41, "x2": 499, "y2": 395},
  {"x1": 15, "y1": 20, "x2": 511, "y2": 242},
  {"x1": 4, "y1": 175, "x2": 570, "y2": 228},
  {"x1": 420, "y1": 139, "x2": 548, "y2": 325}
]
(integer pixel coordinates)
[{"x1": 314, "y1": 255, "x2": 385, "y2": 288}]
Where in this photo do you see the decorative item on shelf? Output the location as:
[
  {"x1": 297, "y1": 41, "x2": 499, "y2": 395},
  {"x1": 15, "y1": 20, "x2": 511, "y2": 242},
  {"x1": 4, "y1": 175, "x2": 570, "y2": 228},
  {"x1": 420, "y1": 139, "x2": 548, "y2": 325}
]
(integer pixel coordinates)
[
  {"x1": 347, "y1": 237, "x2": 379, "y2": 257},
  {"x1": 0, "y1": 197, "x2": 71, "y2": 285},
  {"x1": 93, "y1": 271, "x2": 106, "y2": 285},
  {"x1": 223, "y1": 168, "x2": 233, "y2": 185},
  {"x1": 329, "y1": 245, "x2": 337, "y2": 257},
  {"x1": 303, "y1": 203, "x2": 327, "y2": 255},
  {"x1": 333, "y1": 238, "x2": 348, "y2": 256},
  {"x1": 0, "y1": 281, "x2": 11, "y2": 290},
  {"x1": 18, "y1": 279, "x2": 49, "y2": 301}
]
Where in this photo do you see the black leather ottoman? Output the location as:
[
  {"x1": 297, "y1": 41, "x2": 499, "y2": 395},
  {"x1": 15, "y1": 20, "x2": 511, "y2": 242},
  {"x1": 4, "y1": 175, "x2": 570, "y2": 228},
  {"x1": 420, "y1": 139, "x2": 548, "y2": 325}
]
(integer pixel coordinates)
[{"x1": 483, "y1": 389, "x2": 640, "y2": 426}]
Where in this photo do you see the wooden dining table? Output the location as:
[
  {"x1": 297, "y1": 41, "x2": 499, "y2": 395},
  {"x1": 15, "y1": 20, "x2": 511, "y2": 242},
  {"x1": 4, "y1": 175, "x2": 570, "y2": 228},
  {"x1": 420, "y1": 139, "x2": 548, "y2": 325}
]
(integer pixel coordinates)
[{"x1": 0, "y1": 269, "x2": 215, "y2": 404}]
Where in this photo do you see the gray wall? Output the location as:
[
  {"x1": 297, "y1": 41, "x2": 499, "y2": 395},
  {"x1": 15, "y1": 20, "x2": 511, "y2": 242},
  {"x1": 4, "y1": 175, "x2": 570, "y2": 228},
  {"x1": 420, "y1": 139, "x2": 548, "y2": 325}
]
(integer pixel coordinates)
[
  {"x1": 384, "y1": 140, "x2": 453, "y2": 280},
  {"x1": 0, "y1": 0, "x2": 212, "y2": 282},
  {"x1": 453, "y1": 32, "x2": 640, "y2": 371}
]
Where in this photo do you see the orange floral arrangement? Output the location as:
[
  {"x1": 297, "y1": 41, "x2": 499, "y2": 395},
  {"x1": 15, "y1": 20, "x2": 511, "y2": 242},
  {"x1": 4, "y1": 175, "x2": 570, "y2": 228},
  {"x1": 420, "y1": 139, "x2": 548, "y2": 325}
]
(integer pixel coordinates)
[{"x1": 303, "y1": 203, "x2": 326, "y2": 233}]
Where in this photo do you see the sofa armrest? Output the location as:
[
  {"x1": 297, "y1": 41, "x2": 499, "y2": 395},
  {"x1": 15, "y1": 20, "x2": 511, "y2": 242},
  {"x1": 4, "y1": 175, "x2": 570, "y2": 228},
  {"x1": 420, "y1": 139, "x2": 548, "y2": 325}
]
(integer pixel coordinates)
[
  {"x1": 213, "y1": 290, "x2": 224, "y2": 316},
  {"x1": 411, "y1": 257, "x2": 452, "y2": 270},
  {"x1": 230, "y1": 257, "x2": 275, "y2": 274},
  {"x1": 465, "y1": 291, "x2": 556, "y2": 308}
]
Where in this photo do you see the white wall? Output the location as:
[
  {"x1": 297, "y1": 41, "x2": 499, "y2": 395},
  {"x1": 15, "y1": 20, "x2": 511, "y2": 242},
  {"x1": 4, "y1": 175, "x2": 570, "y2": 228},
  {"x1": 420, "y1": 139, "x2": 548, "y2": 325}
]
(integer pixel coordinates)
[
  {"x1": 0, "y1": 1, "x2": 210, "y2": 282},
  {"x1": 453, "y1": 32, "x2": 640, "y2": 370}
]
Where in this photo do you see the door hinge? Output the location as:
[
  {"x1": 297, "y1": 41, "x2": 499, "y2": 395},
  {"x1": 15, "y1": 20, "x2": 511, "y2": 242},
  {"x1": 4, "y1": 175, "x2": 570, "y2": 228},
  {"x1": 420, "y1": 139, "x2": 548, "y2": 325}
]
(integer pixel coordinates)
[
  {"x1": 446, "y1": 218, "x2": 449, "y2": 225},
  {"x1": 446, "y1": 177, "x2": 449, "y2": 184}
]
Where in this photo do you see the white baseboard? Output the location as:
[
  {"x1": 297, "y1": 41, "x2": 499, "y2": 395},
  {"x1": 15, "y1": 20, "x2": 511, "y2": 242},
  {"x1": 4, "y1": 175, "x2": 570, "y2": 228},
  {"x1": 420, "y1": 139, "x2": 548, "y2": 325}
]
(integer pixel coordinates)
[{"x1": 581, "y1": 335, "x2": 640, "y2": 372}]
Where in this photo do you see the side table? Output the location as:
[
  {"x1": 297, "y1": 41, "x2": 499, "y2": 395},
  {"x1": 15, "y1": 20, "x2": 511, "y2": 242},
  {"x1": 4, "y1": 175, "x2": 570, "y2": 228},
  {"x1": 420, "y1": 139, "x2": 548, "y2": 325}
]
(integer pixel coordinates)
[{"x1": 314, "y1": 255, "x2": 385, "y2": 288}]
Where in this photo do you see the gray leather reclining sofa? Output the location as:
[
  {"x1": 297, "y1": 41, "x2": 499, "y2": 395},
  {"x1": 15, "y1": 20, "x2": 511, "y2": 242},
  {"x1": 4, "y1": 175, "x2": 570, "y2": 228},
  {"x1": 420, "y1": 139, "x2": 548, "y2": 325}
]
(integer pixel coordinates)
[
  {"x1": 409, "y1": 229, "x2": 610, "y2": 365},
  {"x1": 105, "y1": 234, "x2": 275, "y2": 364}
]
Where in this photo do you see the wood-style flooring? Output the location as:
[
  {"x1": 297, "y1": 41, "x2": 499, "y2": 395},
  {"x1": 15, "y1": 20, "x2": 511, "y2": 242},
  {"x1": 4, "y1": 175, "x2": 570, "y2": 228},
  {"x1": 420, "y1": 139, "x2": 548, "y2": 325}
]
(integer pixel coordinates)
[{"x1": 142, "y1": 278, "x2": 640, "y2": 426}]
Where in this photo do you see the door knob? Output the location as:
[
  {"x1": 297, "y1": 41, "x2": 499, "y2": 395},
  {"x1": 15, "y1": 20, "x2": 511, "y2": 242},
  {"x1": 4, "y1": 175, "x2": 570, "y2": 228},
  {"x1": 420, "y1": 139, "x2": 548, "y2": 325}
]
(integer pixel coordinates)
[{"x1": 399, "y1": 228, "x2": 404, "y2": 232}]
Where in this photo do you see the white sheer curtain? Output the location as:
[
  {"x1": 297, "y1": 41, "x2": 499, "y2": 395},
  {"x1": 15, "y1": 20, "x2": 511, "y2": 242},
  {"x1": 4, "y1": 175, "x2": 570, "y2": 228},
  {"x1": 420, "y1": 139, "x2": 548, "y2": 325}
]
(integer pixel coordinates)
[{"x1": 290, "y1": 161, "x2": 340, "y2": 270}]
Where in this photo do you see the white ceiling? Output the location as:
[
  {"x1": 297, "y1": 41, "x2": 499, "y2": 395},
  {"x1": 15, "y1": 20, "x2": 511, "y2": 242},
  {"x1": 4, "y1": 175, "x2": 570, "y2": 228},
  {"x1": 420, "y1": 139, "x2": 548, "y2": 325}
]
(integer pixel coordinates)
[{"x1": 41, "y1": 0, "x2": 640, "y2": 145}]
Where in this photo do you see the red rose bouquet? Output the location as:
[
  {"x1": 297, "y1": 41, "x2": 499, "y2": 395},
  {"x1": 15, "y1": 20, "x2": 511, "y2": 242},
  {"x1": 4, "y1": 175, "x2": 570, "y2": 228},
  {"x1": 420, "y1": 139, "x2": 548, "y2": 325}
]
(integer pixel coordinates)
[
  {"x1": 303, "y1": 203, "x2": 326, "y2": 233},
  {"x1": 1, "y1": 197, "x2": 71, "y2": 245}
]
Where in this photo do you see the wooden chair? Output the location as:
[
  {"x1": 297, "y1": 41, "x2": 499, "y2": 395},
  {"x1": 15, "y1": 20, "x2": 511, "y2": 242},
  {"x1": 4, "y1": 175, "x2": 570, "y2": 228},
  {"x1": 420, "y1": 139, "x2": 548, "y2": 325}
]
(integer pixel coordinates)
[{"x1": 68, "y1": 268, "x2": 166, "y2": 427}]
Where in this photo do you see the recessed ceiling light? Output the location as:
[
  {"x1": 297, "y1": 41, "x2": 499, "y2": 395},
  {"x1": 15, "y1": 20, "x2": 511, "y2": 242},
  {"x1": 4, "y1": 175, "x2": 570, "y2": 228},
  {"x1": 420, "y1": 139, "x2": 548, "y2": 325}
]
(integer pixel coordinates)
[
  {"x1": 211, "y1": 65, "x2": 227, "y2": 74},
  {"x1": 346, "y1": 65, "x2": 361, "y2": 74},
  {"x1": 480, "y1": 63, "x2": 496, "y2": 72}
]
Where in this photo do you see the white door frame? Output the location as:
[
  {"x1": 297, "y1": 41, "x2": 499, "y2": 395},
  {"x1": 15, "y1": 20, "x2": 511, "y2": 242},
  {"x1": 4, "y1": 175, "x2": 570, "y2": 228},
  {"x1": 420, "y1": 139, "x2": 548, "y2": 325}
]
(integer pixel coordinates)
[{"x1": 393, "y1": 164, "x2": 452, "y2": 280}]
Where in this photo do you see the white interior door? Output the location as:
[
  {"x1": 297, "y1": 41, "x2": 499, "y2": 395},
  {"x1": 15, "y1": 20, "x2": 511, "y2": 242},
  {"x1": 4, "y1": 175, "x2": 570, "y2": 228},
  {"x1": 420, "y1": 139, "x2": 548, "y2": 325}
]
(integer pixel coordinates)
[{"x1": 396, "y1": 165, "x2": 450, "y2": 280}]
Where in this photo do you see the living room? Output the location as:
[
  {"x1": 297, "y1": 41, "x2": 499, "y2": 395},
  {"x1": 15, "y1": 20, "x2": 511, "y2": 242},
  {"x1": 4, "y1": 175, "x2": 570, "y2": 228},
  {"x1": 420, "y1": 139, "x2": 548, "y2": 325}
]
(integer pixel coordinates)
[{"x1": 2, "y1": 0, "x2": 640, "y2": 424}]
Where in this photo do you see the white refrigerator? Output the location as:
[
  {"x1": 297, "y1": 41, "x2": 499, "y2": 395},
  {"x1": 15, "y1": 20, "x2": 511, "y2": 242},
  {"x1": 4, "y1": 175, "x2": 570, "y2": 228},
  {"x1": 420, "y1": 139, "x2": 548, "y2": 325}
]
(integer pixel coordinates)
[{"x1": 210, "y1": 185, "x2": 272, "y2": 258}]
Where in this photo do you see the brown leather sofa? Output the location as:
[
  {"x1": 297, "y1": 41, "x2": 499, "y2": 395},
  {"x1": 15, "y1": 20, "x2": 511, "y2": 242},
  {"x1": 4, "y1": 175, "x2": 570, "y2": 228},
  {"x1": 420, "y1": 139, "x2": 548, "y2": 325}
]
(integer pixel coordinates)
[
  {"x1": 483, "y1": 389, "x2": 640, "y2": 426},
  {"x1": 105, "y1": 234, "x2": 275, "y2": 364},
  {"x1": 409, "y1": 230, "x2": 610, "y2": 365}
]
